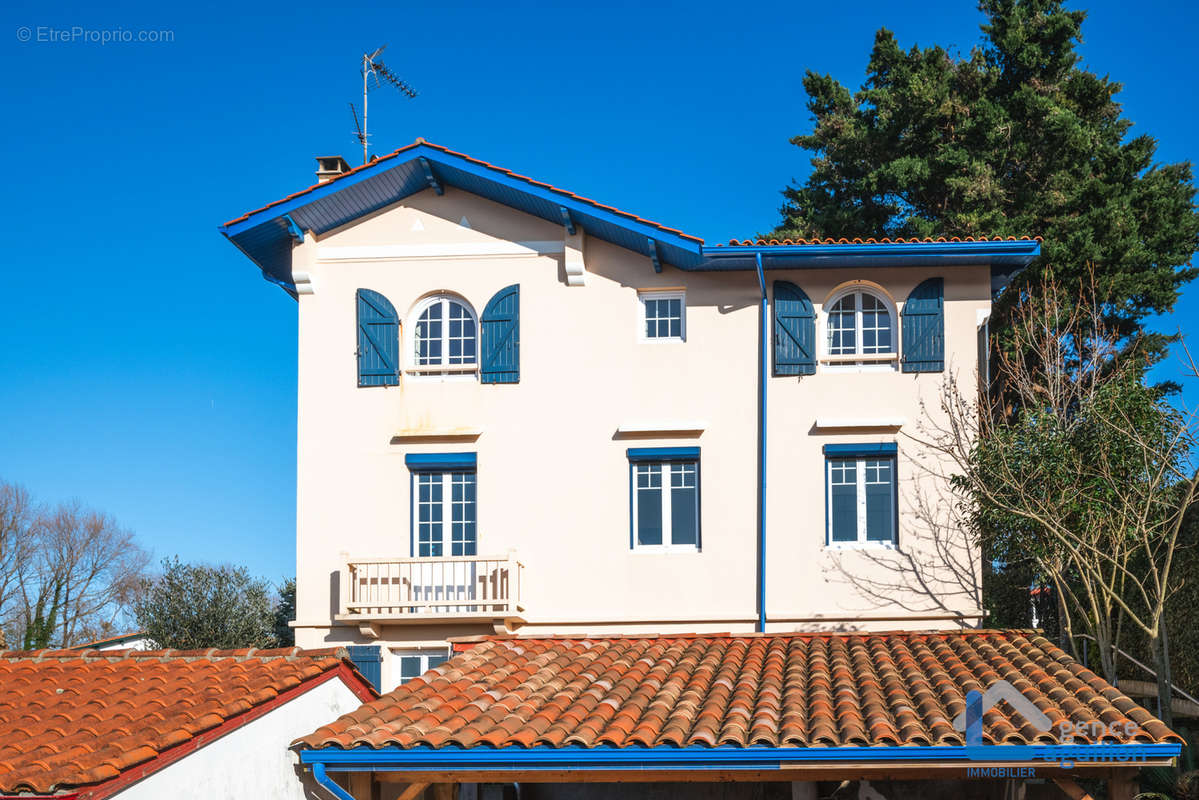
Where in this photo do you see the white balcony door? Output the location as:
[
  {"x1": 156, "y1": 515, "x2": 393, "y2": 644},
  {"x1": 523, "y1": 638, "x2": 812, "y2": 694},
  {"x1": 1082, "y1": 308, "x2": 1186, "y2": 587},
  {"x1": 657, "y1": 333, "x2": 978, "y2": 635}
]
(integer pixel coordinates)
[{"x1": 414, "y1": 470, "x2": 478, "y2": 611}]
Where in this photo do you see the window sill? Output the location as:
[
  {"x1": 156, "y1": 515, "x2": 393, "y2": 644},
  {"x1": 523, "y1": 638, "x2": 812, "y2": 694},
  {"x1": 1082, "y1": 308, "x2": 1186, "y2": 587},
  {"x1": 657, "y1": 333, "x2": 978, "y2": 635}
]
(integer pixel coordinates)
[
  {"x1": 638, "y1": 337, "x2": 687, "y2": 344},
  {"x1": 821, "y1": 352, "x2": 898, "y2": 364},
  {"x1": 630, "y1": 546, "x2": 701, "y2": 555},
  {"x1": 824, "y1": 541, "x2": 898, "y2": 551},
  {"x1": 405, "y1": 364, "x2": 479, "y2": 374}
]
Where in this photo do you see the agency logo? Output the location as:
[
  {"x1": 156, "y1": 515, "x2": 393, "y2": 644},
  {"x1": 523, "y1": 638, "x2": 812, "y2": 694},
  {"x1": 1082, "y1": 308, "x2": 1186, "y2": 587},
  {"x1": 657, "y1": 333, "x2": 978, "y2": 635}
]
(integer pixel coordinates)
[
  {"x1": 950, "y1": 679, "x2": 1147, "y2": 769},
  {"x1": 952, "y1": 680, "x2": 1052, "y2": 746}
]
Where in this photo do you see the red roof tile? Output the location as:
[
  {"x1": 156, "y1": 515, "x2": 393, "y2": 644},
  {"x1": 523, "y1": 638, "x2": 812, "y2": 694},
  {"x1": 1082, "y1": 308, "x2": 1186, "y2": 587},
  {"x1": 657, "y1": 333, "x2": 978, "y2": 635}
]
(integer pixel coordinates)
[
  {"x1": 296, "y1": 631, "x2": 1177, "y2": 751},
  {"x1": 0, "y1": 647, "x2": 375, "y2": 795},
  {"x1": 720, "y1": 236, "x2": 1043, "y2": 246},
  {"x1": 223, "y1": 139, "x2": 703, "y2": 244}
]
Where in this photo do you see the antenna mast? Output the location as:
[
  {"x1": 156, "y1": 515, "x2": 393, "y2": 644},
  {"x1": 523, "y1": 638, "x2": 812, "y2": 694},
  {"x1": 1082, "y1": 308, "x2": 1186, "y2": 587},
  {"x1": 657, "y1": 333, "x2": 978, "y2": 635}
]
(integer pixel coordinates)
[{"x1": 358, "y1": 45, "x2": 417, "y2": 165}]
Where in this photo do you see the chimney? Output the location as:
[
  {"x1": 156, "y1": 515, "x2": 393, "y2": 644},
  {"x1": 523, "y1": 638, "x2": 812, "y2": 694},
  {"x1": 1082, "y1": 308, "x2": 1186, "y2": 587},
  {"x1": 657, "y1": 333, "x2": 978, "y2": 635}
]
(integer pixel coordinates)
[{"x1": 315, "y1": 156, "x2": 352, "y2": 183}]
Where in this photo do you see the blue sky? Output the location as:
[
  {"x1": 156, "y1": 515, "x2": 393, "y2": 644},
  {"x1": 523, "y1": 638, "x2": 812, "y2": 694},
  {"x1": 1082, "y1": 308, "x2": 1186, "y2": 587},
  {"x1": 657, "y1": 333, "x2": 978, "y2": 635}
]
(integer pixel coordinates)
[{"x1": 1, "y1": 0, "x2": 1195, "y2": 581}]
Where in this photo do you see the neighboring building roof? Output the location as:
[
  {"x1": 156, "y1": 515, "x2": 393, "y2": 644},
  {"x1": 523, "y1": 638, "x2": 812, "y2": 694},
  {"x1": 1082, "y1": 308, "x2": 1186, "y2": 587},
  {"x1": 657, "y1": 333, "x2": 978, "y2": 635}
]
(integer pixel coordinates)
[
  {"x1": 297, "y1": 630, "x2": 1178, "y2": 752},
  {"x1": 0, "y1": 647, "x2": 376, "y2": 797},
  {"x1": 218, "y1": 139, "x2": 1041, "y2": 294},
  {"x1": 68, "y1": 631, "x2": 148, "y2": 651}
]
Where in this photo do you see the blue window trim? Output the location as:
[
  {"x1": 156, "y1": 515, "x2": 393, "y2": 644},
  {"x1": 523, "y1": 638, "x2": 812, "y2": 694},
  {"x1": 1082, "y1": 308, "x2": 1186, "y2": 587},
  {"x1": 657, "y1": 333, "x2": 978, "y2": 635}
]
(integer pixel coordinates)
[
  {"x1": 626, "y1": 447, "x2": 700, "y2": 462},
  {"x1": 822, "y1": 442, "x2": 897, "y2": 457},
  {"x1": 824, "y1": 451, "x2": 899, "y2": 546},
  {"x1": 405, "y1": 452, "x2": 477, "y2": 470},
  {"x1": 626, "y1": 449, "x2": 702, "y2": 550}
]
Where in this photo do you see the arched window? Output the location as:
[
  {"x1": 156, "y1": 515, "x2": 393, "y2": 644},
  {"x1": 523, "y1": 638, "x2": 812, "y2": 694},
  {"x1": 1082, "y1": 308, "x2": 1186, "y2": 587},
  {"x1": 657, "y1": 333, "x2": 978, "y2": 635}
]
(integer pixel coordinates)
[
  {"x1": 824, "y1": 288, "x2": 897, "y2": 367},
  {"x1": 411, "y1": 295, "x2": 477, "y2": 375}
]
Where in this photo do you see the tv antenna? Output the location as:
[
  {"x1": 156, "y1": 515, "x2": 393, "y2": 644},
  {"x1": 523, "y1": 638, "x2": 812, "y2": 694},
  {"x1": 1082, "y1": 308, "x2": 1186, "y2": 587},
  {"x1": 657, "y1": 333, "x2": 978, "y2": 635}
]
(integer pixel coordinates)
[{"x1": 355, "y1": 44, "x2": 417, "y2": 165}]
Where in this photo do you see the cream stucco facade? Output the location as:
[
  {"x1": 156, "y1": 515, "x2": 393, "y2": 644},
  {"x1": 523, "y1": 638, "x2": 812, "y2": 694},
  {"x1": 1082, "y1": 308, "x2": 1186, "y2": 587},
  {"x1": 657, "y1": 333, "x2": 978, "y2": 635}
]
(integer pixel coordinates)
[{"x1": 280, "y1": 184, "x2": 992, "y2": 692}]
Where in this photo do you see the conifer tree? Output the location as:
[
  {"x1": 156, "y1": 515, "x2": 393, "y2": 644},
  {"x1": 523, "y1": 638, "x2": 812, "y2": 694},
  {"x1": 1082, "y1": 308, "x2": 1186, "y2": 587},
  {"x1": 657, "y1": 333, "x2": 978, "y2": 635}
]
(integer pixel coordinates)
[{"x1": 771, "y1": 0, "x2": 1198, "y2": 358}]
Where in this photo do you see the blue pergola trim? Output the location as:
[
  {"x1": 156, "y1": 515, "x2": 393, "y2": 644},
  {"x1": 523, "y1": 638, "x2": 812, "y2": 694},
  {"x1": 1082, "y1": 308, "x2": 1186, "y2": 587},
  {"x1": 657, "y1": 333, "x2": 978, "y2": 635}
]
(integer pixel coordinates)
[
  {"x1": 299, "y1": 743, "x2": 1181, "y2": 771},
  {"x1": 404, "y1": 452, "x2": 477, "y2": 470},
  {"x1": 626, "y1": 447, "x2": 700, "y2": 463},
  {"x1": 823, "y1": 443, "x2": 898, "y2": 457}
]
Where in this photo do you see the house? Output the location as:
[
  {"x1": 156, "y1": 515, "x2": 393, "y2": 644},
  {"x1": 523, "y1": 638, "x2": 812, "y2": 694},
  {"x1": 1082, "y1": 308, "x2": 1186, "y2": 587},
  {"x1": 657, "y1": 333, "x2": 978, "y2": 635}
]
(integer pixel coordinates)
[
  {"x1": 0, "y1": 646, "x2": 375, "y2": 799},
  {"x1": 68, "y1": 631, "x2": 151, "y2": 652},
  {"x1": 221, "y1": 141, "x2": 1180, "y2": 799}
]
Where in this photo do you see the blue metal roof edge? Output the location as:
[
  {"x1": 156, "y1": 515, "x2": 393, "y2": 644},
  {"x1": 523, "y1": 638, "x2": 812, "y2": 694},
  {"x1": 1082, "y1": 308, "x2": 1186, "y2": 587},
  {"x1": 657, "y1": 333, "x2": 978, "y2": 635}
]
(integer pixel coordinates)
[
  {"x1": 299, "y1": 742, "x2": 1181, "y2": 770},
  {"x1": 218, "y1": 143, "x2": 1040, "y2": 292},
  {"x1": 696, "y1": 240, "x2": 1041, "y2": 270},
  {"x1": 218, "y1": 143, "x2": 704, "y2": 254}
]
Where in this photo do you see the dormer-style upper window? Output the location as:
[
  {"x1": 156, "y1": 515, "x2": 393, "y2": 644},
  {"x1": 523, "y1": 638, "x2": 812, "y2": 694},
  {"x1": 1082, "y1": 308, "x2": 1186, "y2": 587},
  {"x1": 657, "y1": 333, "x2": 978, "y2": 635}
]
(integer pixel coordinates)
[
  {"x1": 411, "y1": 295, "x2": 478, "y2": 377},
  {"x1": 824, "y1": 288, "x2": 897, "y2": 369}
]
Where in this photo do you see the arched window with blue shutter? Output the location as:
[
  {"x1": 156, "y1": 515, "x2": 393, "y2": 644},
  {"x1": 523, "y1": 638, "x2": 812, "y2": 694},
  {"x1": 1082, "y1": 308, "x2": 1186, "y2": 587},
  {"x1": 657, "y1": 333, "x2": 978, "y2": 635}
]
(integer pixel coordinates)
[
  {"x1": 901, "y1": 278, "x2": 945, "y2": 373},
  {"x1": 356, "y1": 289, "x2": 400, "y2": 387},
  {"x1": 480, "y1": 284, "x2": 520, "y2": 384},
  {"x1": 773, "y1": 280, "x2": 816, "y2": 376}
]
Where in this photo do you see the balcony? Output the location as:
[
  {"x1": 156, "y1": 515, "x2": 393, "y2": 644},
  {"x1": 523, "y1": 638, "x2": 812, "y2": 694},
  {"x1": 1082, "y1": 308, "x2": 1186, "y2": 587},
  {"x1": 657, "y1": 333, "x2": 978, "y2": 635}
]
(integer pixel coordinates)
[{"x1": 337, "y1": 553, "x2": 525, "y2": 636}]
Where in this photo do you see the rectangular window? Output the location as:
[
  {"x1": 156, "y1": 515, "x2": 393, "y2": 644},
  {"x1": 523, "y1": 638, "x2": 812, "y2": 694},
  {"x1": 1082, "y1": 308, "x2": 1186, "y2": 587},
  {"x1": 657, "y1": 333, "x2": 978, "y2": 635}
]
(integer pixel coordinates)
[
  {"x1": 415, "y1": 471, "x2": 476, "y2": 556},
  {"x1": 628, "y1": 448, "x2": 699, "y2": 551},
  {"x1": 391, "y1": 648, "x2": 450, "y2": 687},
  {"x1": 825, "y1": 448, "x2": 897, "y2": 545},
  {"x1": 406, "y1": 453, "x2": 478, "y2": 557},
  {"x1": 639, "y1": 291, "x2": 685, "y2": 341}
]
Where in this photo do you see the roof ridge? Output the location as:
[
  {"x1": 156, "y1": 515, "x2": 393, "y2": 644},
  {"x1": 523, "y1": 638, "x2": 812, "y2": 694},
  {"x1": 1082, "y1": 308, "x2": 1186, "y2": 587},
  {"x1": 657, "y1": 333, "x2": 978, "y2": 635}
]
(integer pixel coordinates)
[
  {"x1": 0, "y1": 646, "x2": 351, "y2": 662},
  {"x1": 472, "y1": 629, "x2": 1036, "y2": 642}
]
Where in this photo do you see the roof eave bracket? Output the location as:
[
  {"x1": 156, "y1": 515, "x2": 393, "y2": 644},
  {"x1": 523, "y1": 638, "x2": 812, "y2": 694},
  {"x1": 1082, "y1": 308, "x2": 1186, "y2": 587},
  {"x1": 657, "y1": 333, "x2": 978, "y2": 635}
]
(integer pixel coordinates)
[
  {"x1": 282, "y1": 213, "x2": 304, "y2": 244},
  {"x1": 418, "y1": 157, "x2": 444, "y2": 195},
  {"x1": 648, "y1": 238, "x2": 662, "y2": 273},
  {"x1": 560, "y1": 206, "x2": 577, "y2": 236}
]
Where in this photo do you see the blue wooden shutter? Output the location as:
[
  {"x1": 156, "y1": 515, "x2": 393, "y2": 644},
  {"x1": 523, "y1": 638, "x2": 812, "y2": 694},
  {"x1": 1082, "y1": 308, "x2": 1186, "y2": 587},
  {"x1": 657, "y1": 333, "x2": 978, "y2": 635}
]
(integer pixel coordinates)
[
  {"x1": 346, "y1": 644, "x2": 382, "y2": 690},
  {"x1": 356, "y1": 289, "x2": 400, "y2": 387},
  {"x1": 773, "y1": 280, "x2": 816, "y2": 376},
  {"x1": 901, "y1": 278, "x2": 945, "y2": 373},
  {"x1": 480, "y1": 284, "x2": 519, "y2": 384}
]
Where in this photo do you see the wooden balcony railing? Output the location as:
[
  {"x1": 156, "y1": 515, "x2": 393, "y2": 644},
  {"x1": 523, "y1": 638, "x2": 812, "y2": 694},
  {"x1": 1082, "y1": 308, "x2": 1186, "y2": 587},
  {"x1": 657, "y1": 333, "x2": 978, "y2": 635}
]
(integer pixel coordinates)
[{"x1": 339, "y1": 554, "x2": 524, "y2": 627}]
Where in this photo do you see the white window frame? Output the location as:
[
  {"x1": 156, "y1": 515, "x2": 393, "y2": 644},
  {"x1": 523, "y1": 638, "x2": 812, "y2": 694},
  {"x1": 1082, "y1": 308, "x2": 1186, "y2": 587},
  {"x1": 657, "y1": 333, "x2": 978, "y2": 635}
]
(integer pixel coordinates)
[
  {"x1": 413, "y1": 470, "x2": 478, "y2": 558},
  {"x1": 389, "y1": 648, "x2": 450, "y2": 688},
  {"x1": 637, "y1": 290, "x2": 686, "y2": 343},
  {"x1": 820, "y1": 287, "x2": 898, "y2": 371},
  {"x1": 631, "y1": 460, "x2": 700, "y2": 553},
  {"x1": 407, "y1": 294, "x2": 479, "y2": 380},
  {"x1": 825, "y1": 455, "x2": 897, "y2": 548}
]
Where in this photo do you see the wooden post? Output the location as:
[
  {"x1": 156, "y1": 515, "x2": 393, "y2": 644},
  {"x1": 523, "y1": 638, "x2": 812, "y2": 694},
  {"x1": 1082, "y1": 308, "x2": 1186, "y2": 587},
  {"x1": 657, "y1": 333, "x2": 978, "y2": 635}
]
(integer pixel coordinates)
[
  {"x1": 396, "y1": 783, "x2": 430, "y2": 800},
  {"x1": 1052, "y1": 777, "x2": 1095, "y2": 800},
  {"x1": 1108, "y1": 769, "x2": 1138, "y2": 800}
]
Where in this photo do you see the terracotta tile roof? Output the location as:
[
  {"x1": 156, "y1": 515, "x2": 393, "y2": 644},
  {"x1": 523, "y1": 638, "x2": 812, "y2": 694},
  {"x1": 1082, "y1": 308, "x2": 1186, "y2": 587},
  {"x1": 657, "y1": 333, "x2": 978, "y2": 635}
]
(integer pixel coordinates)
[
  {"x1": 297, "y1": 631, "x2": 1178, "y2": 752},
  {"x1": 720, "y1": 236, "x2": 1043, "y2": 246},
  {"x1": 0, "y1": 647, "x2": 375, "y2": 796},
  {"x1": 222, "y1": 139, "x2": 703, "y2": 244}
]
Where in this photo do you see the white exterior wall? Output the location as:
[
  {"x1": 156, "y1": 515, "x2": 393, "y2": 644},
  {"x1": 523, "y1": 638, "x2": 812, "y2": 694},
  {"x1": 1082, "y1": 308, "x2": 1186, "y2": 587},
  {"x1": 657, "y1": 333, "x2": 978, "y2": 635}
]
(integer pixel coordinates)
[
  {"x1": 288, "y1": 188, "x2": 989, "y2": 682},
  {"x1": 112, "y1": 678, "x2": 361, "y2": 800}
]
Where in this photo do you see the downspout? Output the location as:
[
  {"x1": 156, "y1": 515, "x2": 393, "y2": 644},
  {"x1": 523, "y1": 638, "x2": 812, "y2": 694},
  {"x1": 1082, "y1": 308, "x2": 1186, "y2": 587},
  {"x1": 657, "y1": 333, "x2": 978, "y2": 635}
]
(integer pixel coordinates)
[
  {"x1": 312, "y1": 762, "x2": 357, "y2": 800},
  {"x1": 755, "y1": 252, "x2": 768, "y2": 633}
]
